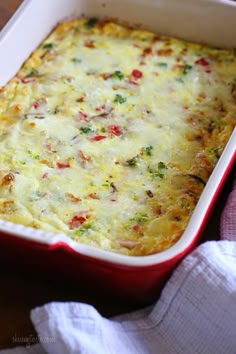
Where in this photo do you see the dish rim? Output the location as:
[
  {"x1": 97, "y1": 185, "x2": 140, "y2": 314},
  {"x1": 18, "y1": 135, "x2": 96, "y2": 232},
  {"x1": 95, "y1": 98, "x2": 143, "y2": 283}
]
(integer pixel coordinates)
[{"x1": 0, "y1": 0, "x2": 235, "y2": 268}]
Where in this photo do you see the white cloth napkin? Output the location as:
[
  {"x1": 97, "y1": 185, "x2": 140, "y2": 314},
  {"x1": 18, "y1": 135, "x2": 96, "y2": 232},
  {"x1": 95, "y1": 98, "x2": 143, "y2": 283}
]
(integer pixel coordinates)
[{"x1": 1, "y1": 183, "x2": 236, "y2": 354}]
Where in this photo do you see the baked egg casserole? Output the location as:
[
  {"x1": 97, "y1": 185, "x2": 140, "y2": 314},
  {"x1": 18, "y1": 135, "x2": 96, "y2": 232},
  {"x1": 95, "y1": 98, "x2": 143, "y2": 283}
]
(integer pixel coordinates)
[{"x1": 0, "y1": 18, "x2": 235, "y2": 256}]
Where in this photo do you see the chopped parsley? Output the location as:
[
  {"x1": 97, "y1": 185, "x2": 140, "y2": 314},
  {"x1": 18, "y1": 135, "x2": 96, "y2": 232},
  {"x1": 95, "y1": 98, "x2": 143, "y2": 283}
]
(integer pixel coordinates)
[
  {"x1": 150, "y1": 169, "x2": 164, "y2": 179},
  {"x1": 180, "y1": 202, "x2": 190, "y2": 209},
  {"x1": 73, "y1": 223, "x2": 92, "y2": 236},
  {"x1": 71, "y1": 57, "x2": 82, "y2": 63},
  {"x1": 114, "y1": 94, "x2": 127, "y2": 104},
  {"x1": 26, "y1": 69, "x2": 39, "y2": 78},
  {"x1": 102, "y1": 179, "x2": 111, "y2": 187},
  {"x1": 206, "y1": 146, "x2": 221, "y2": 162},
  {"x1": 80, "y1": 126, "x2": 94, "y2": 134},
  {"x1": 131, "y1": 212, "x2": 149, "y2": 224},
  {"x1": 158, "y1": 161, "x2": 168, "y2": 170},
  {"x1": 127, "y1": 156, "x2": 139, "y2": 167},
  {"x1": 27, "y1": 150, "x2": 40, "y2": 160},
  {"x1": 148, "y1": 162, "x2": 167, "y2": 179},
  {"x1": 112, "y1": 70, "x2": 125, "y2": 80},
  {"x1": 42, "y1": 43, "x2": 55, "y2": 49},
  {"x1": 145, "y1": 145, "x2": 153, "y2": 156},
  {"x1": 155, "y1": 62, "x2": 168, "y2": 67},
  {"x1": 84, "y1": 18, "x2": 97, "y2": 29},
  {"x1": 183, "y1": 64, "x2": 193, "y2": 75},
  {"x1": 35, "y1": 190, "x2": 44, "y2": 199}
]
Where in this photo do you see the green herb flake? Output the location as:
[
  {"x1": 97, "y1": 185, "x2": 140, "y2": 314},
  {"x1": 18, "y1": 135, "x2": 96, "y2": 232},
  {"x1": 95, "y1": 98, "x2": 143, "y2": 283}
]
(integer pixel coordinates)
[
  {"x1": 132, "y1": 212, "x2": 149, "y2": 224},
  {"x1": 114, "y1": 94, "x2": 127, "y2": 104},
  {"x1": 71, "y1": 57, "x2": 82, "y2": 63},
  {"x1": 206, "y1": 146, "x2": 222, "y2": 162},
  {"x1": 26, "y1": 69, "x2": 39, "y2": 78},
  {"x1": 102, "y1": 179, "x2": 110, "y2": 187},
  {"x1": 80, "y1": 126, "x2": 94, "y2": 134},
  {"x1": 127, "y1": 157, "x2": 139, "y2": 167},
  {"x1": 158, "y1": 161, "x2": 168, "y2": 170},
  {"x1": 183, "y1": 64, "x2": 193, "y2": 75},
  {"x1": 180, "y1": 202, "x2": 190, "y2": 209},
  {"x1": 73, "y1": 223, "x2": 92, "y2": 236},
  {"x1": 100, "y1": 127, "x2": 106, "y2": 133},
  {"x1": 42, "y1": 43, "x2": 55, "y2": 50},
  {"x1": 84, "y1": 18, "x2": 97, "y2": 29},
  {"x1": 154, "y1": 170, "x2": 164, "y2": 179},
  {"x1": 155, "y1": 62, "x2": 168, "y2": 67},
  {"x1": 73, "y1": 26, "x2": 80, "y2": 33},
  {"x1": 145, "y1": 145, "x2": 153, "y2": 156},
  {"x1": 148, "y1": 166, "x2": 165, "y2": 179},
  {"x1": 27, "y1": 150, "x2": 40, "y2": 160},
  {"x1": 35, "y1": 190, "x2": 43, "y2": 198},
  {"x1": 112, "y1": 70, "x2": 125, "y2": 80}
]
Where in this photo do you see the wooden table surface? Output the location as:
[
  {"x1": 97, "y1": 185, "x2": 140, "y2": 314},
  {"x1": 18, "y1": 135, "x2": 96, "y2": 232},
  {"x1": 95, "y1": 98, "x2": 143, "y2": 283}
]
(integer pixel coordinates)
[{"x1": 0, "y1": 0, "x2": 235, "y2": 349}]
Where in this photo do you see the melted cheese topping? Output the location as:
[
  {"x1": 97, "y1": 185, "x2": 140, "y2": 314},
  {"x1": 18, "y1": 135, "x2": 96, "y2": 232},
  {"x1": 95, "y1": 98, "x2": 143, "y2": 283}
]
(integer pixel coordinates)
[{"x1": 0, "y1": 19, "x2": 235, "y2": 255}]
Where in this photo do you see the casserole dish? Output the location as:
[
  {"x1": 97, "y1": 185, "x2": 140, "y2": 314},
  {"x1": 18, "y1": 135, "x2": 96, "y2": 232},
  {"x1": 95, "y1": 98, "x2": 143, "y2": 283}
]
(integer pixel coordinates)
[{"x1": 0, "y1": 0, "x2": 235, "y2": 304}]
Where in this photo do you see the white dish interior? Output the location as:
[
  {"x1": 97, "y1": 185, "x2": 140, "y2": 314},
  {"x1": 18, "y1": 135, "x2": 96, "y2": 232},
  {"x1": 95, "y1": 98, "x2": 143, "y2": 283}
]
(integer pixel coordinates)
[{"x1": 0, "y1": 0, "x2": 235, "y2": 266}]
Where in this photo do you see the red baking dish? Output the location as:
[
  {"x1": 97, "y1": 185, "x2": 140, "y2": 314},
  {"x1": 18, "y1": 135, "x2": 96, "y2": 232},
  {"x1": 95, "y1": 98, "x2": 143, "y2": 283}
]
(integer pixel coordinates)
[{"x1": 0, "y1": 0, "x2": 235, "y2": 304}]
